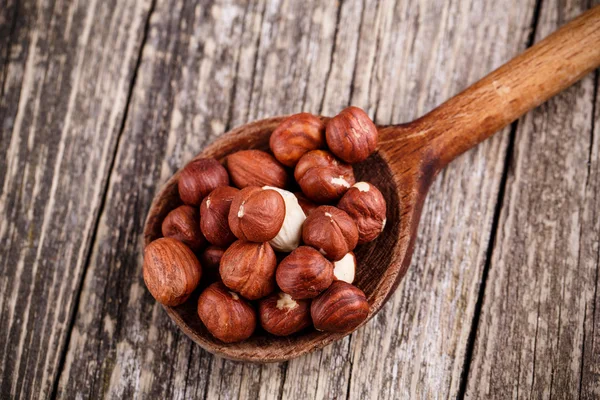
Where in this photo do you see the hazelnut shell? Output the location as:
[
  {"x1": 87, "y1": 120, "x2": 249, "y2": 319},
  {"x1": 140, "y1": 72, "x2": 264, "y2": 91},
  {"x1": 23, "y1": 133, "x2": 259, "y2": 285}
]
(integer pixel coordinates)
[
  {"x1": 199, "y1": 245, "x2": 225, "y2": 282},
  {"x1": 178, "y1": 158, "x2": 229, "y2": 206},
  {"x1": 197, "y1": 282, "x2": 256, "y2": 343},
  {"x1": 200, "y1": 186, "x2": 239, "y2": 247},
  {"x1": 311, "y1": 281, "x2": 369, "y2": 333},
  {"x1": 337, "y1": 182, "x2": 387, "y2": 244},
  {"x1": 276, "y1": 246, "x2": 334, "y2": 299},
  {"x1": 228, "y1": 186, "x2": 286, "y2": 242},
  {"x1": 302, "y1": 206, "x2": 359, "y2": 261},
  {"x1": 294, "y1": 150, "x2": 355, "y2": 203},
  {"x1": 326, "y1": 106, "x2": 378, "y2": 163},
  {"x1": 143, "y1": 238, "x2": 202, "y2": 306},
  {"x1": 269, "y1": 113, "x2": 326, "y2": 167},
  {"x1": 259, "y1": 292, "x2": 312, "y2": 336},
  {"x1": 227, "y1": 150, "x2": 289, "y2": 188},
  {"x1": 220, "y1": 240, "x2": 277, "y2": 300},
  {"x1": 161, "y1": 205, "x2": 206, "y2": 251}
]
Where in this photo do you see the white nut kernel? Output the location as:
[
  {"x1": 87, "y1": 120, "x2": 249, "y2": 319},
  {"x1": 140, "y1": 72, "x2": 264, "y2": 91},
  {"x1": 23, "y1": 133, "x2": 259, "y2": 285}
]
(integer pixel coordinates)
[
  {"x1": 263, "y1": 186, "x2": 306, "y2": 252},
  {"x1": 333, "y1": 253, "x2": 356, "y2": 283}
]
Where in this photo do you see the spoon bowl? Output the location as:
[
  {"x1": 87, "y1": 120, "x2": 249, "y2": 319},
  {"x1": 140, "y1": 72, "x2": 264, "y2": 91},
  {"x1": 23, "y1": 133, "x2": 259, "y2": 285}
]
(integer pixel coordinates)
[
  {"x1": 143, "y1": 117, "x2": 415, "y2": 362},
  {"x1": 143, "y1": 7, "x2": 600, "y2": 362}
]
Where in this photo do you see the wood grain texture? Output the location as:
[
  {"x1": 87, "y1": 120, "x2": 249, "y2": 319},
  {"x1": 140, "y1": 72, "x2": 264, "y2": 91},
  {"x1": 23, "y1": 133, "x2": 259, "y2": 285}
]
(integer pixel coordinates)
[
  {"x1": 57, "y1": 0, "x2": 542, "y2": 398},
  {"x1": 465, "y1": 0, "x2": 600, "y2": 398},
  {"x1": 0, "y1": 0, "x2": 152, "y2": 398},
  {"x1": 1, "y1": 0, "x2": 597, "y2": 398}
]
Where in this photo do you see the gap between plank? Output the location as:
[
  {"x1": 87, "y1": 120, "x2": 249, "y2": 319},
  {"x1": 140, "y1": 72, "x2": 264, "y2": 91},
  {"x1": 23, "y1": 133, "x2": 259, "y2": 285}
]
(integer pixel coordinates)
[
  {"x1": 48, "y1": 0, "x2": 158, "y2": 398},
  {"x1": 579, "y1": 68, "x2": 599, "y2": 400},
  {"x1": 456, "y1": 0, "x2": 545, "y2": 397}
]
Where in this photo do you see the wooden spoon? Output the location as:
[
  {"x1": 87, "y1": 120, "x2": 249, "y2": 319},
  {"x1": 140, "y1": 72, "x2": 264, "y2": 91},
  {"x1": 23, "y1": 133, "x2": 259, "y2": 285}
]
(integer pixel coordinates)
[{"x1": 143, "y1": 6, "x2": 600, "y2": 362}]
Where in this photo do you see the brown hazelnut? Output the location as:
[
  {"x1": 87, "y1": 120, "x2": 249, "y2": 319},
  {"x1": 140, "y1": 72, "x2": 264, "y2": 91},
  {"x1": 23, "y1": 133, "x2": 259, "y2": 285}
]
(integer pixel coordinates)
[
  {"x1": 294, "y1": 150, "x2": 355, "y2": 203},
  {"x1": 311, "y1": 281, "x2": 369, "y2": 333},
  {"x1": 294, "y1": 192, "x2": 318, "y2": 216},
  {"x1": 161, "y1": 205, "x2": 206, "y2": 251},
  {"x1": 333, "y1": 252, "x2": 356, "y2": 283},
  {"x1": 337, "y1": 182, "x2": 387, "y2": 244},
  {"x1": 302, "y1": 206, "x2": 359, "y2": 261},
  {"x1": 220, "y1": 240, "x2": 277, "y2": 300},
  {"x1": 326, "y1": 106, "x2": 378, "y2": 163},
  {"x1": 259, "y1": 292, "x2": 312, "y2": 336},
  {"x1": 269, "y1": 113, "x2": 326, "y2": 167},
  {"x1": 226, "y1": 150, "x2": 289, "y2": 189},
  {"x1": 199, "y1": 245, "x2": 225, "y2": 282},
  {"x1": 276, "y1": 246, "x2": 334, "y2": 299},
  {"x1": 200, "y1": 186, "x2": 239, "y2": 247},
  {"x1": 228, "y1": 186, "x2": 285, "y2": 242},
  {"x1": 198, "y1": 282, "x2": 256, "y2": 343},
  {"x1": 178, "y1": 158, "x2": 229, "y2": 206},
  {"x1": 143, "y1": 238, "x2": 202, "y2": 306}
]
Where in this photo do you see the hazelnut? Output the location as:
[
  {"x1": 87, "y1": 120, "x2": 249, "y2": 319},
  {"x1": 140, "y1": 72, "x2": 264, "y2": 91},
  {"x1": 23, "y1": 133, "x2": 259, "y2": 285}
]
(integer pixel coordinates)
[
  {"x1": 337, "y1": 182, "x2": 387, "y2": 244},
  {"x1": 200, "y1": 186, "x2": 239, "y2": 247},
  {"x1": 333, "y1": 252, "x2": 356, "y2": 284},
  {"x1": 143, "y1": 238, "x2": 202, "y2": 306},
  {"x1": 228, "y1": 186, "x2": 285, "y2": 242},
  {"x1": 311, "y1": 281, "x2": 369, "y2": 333},
  {"x1": 326, "y1": 106, "x2": 378, "y2": 163},
  {"x1": 198, "y1": 282, "x2": 256, "y2": 343},
  {"x1": 263, "y1": 186, "x2": 306, "y2": 252},
  {"x1": 161, "y1": 205, "x2": 206, "y2": 251},
  {"x1": 178, "y1": 158, "x2": 229, "y2": 206},
  {"x1": 199, "y1": 245, "x2": 225, "y2": 282},
  {"x1": 269, "y1": 113, "x2": 326, "y2": 167},
  {"x1": 294, "y1": 150, "x2": 355, "y2": 203},
  {"x1": 220, "y1": 240, "x2": 277, "y2": 300},
  {"x1": 227, "y1": 150, "x2": 289, "y2": 189},
  {"x1": 294, "y1": 192, "x2": 318, "y2": 216},
  {"x1": 276, "y1": 246, "x2": 334, "y2": 299},
  {"x1": 302, "y1": 206, "x2": 359, "y2": 261},
  {"x1": 259, "y1": 292, "x2": 312, "y2": 336}
]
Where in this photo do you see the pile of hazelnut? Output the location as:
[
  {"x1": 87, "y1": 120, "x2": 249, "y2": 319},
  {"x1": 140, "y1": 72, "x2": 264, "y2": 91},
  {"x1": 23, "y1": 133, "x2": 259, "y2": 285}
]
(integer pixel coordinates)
[{"x1": 144, "y1": 106, "x2": 387, "y2": 343}]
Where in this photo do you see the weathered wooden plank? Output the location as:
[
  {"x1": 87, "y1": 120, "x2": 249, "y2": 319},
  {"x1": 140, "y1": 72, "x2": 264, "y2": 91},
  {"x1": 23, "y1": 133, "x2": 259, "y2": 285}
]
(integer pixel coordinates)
[
  {"x1": 0, "y1": 0, "x2": 152, "y2": 398},
  {"x1": 465, "y1": 0, "x2": 600, "y2": 398},
  {"x1": 56, "y1": 0, "x2": 266, "y2": 398},
  {"x1": 343, "y1": 0, "x2": 538, "y2": 398}
]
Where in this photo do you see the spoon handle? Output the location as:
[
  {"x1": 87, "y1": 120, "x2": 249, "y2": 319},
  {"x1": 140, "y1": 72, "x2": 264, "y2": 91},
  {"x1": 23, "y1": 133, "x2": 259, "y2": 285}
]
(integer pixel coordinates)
[{"x1": 392, "y1": 5, "x2": 600, "y2": 169}]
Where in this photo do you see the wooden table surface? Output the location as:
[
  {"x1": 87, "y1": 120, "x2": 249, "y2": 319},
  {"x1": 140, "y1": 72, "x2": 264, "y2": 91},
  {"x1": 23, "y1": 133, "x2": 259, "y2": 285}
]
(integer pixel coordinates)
[{"x1": 1, "y1": 0, "x2": 599, "y2": 398}]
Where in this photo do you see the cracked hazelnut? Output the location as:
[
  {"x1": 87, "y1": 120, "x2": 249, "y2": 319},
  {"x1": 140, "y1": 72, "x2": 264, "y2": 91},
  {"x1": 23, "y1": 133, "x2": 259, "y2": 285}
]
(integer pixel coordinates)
[
  {"x1": 198, "y1": 282, "x2": 256, "y2": 343},
  {"x1": 294, "y1": 192, "x2": 318, "y2": 216},
  {"x1": 200, "y1": 186, "x2": 239, "y2": 247},
  {"x1": 220, "y1": 240, "x2": 277, "y2": 300},
  {"x1": 178, "y1": 158, "x2": 229, "y2": 206},
  {"x1": 269, "y1": 113, "x2": 326, "y2": 167},
  {"x1": 228, "y1": 186, "x2": 285, "y2": 242},
  {"x1": 161, "y1": 205, "x2": 206, "y2": 252},
  {"x1": 337, "y1": 182, "x2": 387, "y2": 244},
  {"x1": 276, "y1": 246, "x2": 334, "y2": 299},
  {"x1": 263, "y1": 186, "x2": 306, "y2": 252},
  {"x1": 259, "y1": 292, "x2": 312, "y2": 336},
  {"x1": 226, "y1": 150, "x2": 289, "y2": 189},
  {"x1": 199, "y1": 245, "x2": 224, "y2": 282},
  {"x1": 333, "y1": 252, "x2": 356, "y2": 284},
  {"x1": 143, "y1": 238, "x2": 202, "y2": 306},
  {"x1": 326, "y1": 106, "x2": 378, "y2": 163},
  {"x1": 302, "y1": 206, "x2": 358, "y2": 261},
  {"x1": 311, "y1": 281, "x2": 369, "y2": 333},
  {"x1": 294, "y1": 150, "x2": 355, "y2": 203}
]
